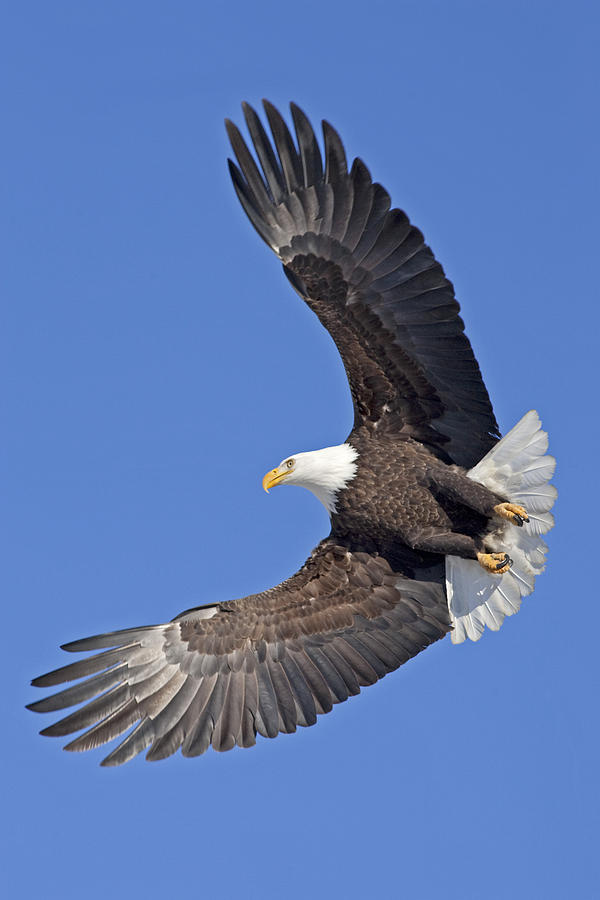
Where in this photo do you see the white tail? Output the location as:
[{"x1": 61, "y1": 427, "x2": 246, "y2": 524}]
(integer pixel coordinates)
[{"x1": 446, "y1": 411, "x2": 556, "y2": 644}]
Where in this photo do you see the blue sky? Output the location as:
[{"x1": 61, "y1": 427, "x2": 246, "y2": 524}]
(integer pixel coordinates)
[{"x1": 3, "y1": 2, "x2": 598, "y2": 897}]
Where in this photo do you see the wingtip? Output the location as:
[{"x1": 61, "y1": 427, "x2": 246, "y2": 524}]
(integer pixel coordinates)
[
  {"x1": 261, "y1": 98, "x2": 279, "y2": 119},
  {"x1": 30, "y1": 672, "x2": 56, "y2": 688},
  {"x1": 260, "y1": 99, "x2": 309, "y2": 124},
  {"x1": 60, "y1": 636, "x2": 101, "y2": 652},
  {"x1": 224, "y1": 118, "x2": 243, "y2": 145},
  {"x1": 28, "y1": 685, "x2": 79, "y2": 712},
  {"x1": 39, "y1": 723, "x2": 61, "y2": 738}
]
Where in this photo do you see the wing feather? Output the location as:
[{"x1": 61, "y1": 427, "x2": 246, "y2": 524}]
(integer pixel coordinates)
[
  {"x1": 331, "y1": 637, "x2": 379, "y2": 686},
  {"x1": 183, "y1": 675, "x2": 228, "y2": 757},
  {"x1": 27, "y1": 664, "x2": 128, "y2": 713},
  {"x1": 279, "y1": 653, "x2": 318, "y2": 727},
  {"x1": 305, "y1": 645, "x2": 349, "y2": 704},
  {"x1": 100, "y1": 718, "x2": 156, "y2": 768},
  {"x1": 227, "y1": 101, "x2": 499, "y2": 466},
  {"x1": 63, "y1": 698, "x2": 140, "y2": 753},
  {"x1": 319, "y1": 644, "x2": 361, "y2": 696},
  {"x1": 267, "y1": 653, "x2": 298, "y2": 734},
  {"x1": 39, "y1": 684, "x2": 131, "y2": 737},
  {"x1": 290, "y1": 102, "x2": 323, "y2": 188},
  {"x1": 30, "y1": 644, "x2": 138, "y2": 686},
  {"x1": 239, "y1": 673, "x2": 258, "y2": 748},
  {"x1": 341, "y1": 160, "x2": 374, "y2": 249},
  {"x1": 29, "y1": 541, "x2": 449, "y2": 764},
  {"x1": 263, "y1": 100, "x2": 303, "y2": 195},
  {"x1": 209, "y1": 669, "x2": 245, "y2": 752},
  {"x1": 323, "y1": 119, "x2": 348, "y2": 183},
  {"x1": 242, "y1": 101, "x2": 285, "y2": 202}
]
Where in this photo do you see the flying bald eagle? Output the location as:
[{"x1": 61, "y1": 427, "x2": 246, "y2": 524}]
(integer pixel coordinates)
[{"x1": 28, "y1": 101, "x2": 556, "y2": 766}]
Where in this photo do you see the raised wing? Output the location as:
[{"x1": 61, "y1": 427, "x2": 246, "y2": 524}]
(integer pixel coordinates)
[
  {"x1": 28, "y1": 541, "x2": 449, "y2": 765},
  {"x1": 227, "y1": 101, "x2": 500, "y2": 468}
]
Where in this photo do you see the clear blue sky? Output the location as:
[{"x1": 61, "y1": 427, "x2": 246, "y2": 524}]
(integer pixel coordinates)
[{"x1": 3, "y1": 2, "x2": 598, "y2": 898}]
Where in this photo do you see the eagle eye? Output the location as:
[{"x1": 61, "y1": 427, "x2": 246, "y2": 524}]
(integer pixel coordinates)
[{"x1": 286, "y1": 459, "x2": 294, "y2": 468}]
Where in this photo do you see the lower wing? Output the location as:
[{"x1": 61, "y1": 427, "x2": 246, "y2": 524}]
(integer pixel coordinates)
[{"x1": 28, "y1": 540, "x2": 450, "y2": 765}]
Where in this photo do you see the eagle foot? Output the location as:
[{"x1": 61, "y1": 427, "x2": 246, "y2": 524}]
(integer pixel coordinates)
[
  {"x1": 477, "y1": 551, "x2": 512, "y2": 574},
  {"x1": 493, "y1": 502, "x2": 529, "y2": 527}
]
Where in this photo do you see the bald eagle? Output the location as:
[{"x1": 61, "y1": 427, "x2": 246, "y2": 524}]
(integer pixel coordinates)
[{"x1": 28, "y1": 102, "x2": 556, "y2": 765}]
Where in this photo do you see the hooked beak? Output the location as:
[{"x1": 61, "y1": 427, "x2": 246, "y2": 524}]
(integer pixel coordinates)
[{"x1": 262, "y1": 466, "x2": 290, "y2": 492}]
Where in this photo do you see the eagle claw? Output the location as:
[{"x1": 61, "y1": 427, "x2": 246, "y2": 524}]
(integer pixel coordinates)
[
  {"x1": 477, "y1": 551, "x2": 512, "y2": 574},
  {"x1": 493, "y1": 502, "x2": 529, "y2": 527}
]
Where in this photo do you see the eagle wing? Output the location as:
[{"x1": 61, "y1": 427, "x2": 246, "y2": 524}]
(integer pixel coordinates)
[
  {"x1": 227, "y1": 101, "x2": 500, "y2": 468},
  {"x1": 29, "y1": 541, "x2": 449, "y2": 765}
]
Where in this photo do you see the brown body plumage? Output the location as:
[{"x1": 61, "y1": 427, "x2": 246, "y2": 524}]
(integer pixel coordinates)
[{"x1": 333, "y1": 430, "x2": 502, "y2": 577}]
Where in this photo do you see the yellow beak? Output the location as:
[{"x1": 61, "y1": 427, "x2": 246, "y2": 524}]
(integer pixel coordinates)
[{"x1": 262, "y1": 466, "x2": 289, "y2": 492}]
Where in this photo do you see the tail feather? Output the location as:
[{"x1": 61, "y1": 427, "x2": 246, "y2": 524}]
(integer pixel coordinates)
[{"x1": 446, "y1": 411, "x2": 556, "y2": 644}]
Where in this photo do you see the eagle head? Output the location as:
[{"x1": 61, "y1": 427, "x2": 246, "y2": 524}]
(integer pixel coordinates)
[{"x1": 262, "y1": 444, "x2": 358, "y2": 514}]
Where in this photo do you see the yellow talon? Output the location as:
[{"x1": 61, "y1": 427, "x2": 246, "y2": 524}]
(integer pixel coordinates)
[
  {"x1": 493, "y1": 502, "x2": 529, "y2": 526},
  {"x1": 477, "y1": 551, "x2": 512, "y2": 574}
]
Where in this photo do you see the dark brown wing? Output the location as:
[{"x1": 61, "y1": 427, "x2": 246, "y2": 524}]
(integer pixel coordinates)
[
  {"x1": 227, "y1": 101, "x2": 500, "y2": 468},
  {"x1": 28, "y1": 541, "x2": 450, "y2": 765}
]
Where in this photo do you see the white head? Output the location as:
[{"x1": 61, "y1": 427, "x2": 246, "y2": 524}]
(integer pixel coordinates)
[{"x1": 262, "y1": 443, "x2": 359, "y2": 514}]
